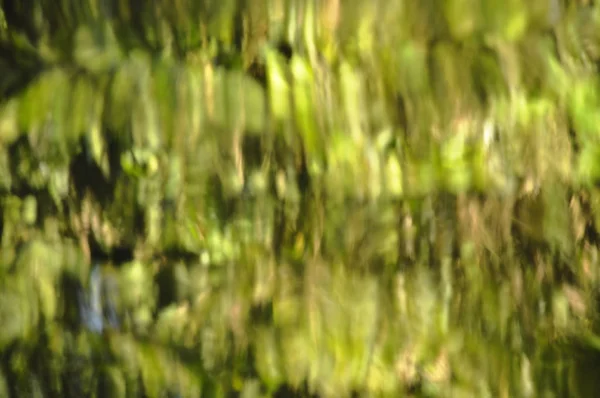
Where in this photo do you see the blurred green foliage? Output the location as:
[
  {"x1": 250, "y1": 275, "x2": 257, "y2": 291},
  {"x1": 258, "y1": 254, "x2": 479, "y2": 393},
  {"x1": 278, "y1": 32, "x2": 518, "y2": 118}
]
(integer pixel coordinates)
[{"x1": 2, "y1": 0, "x2": 600, "y2": 397}]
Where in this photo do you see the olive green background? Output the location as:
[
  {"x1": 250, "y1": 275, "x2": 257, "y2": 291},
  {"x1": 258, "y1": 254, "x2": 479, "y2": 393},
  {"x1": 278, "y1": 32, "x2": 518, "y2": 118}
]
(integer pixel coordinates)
[{"x1": 1, "y1": 0, "x2": 600, "y2": 397}]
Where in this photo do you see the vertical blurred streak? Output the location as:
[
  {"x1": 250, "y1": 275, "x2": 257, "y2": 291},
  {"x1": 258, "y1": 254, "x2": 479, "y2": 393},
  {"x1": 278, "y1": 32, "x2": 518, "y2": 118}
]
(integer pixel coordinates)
[
  {"x1": 303, "y1": 0, "x2": 317, "y2": 64},
  {"x1": 78, "y1": 263, "x2": 104, "y2": 333},
  {"x1": 89, "y1": 264, "x2": 103, "y2": 320},
  {"x1": 287, "y1": 0, "x2": 301, "y2": 47},
  {"x1": 78, "y1": 262, "x2": 122, "y2": 333}
]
